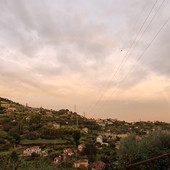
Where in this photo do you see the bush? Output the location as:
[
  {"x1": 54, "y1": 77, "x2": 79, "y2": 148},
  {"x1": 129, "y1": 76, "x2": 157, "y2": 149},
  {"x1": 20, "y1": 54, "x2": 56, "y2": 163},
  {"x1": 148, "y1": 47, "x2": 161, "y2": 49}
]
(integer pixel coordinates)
[
  {"x1": 118, "y1": 131, "x2": 170, "y2": 169},
  {"x1": 0, "y1": 130, "x2": 8, "y2": 139},
  {"x1": 26, "y1": 131, "x2": 39, "y2": 140}
]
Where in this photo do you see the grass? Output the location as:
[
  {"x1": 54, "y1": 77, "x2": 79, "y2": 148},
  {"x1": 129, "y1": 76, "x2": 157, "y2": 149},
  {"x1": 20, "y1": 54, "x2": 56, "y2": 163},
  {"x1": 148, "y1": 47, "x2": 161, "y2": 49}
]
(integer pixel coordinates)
[
  {"x1": 0, "y1": 149, "x2": 23, "y2": 155},
  {"x1": 20, "y1": 138, "x2": 67, "y2": 145},
  {"x1": 0, "y1": 150, "x2": 12, "y2": 155}
]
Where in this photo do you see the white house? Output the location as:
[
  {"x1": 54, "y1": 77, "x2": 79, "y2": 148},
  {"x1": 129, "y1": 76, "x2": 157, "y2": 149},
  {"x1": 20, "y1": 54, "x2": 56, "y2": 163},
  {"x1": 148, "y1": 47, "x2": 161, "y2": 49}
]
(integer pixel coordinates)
[
  {"x1": 74, "y1": 159, "x2": 88, "y2": 168},
  {"x1": 7, "y1": 107, "x2": 17, "y2": 111},
  {"x1": 96, "y1": 135, "x2": 103, "y2": 144},
  {"x1": 78, "y1": 144, "x2": 85, "y2": 152},
  {"x1": 64, "y1": 148, "x2": 74, "y2": 156},
  {"x1": 21, "y1": 146, "x2": 42, "y2": 156},
  {"x1": 53, "y1": 123, "x2": 60, "y2": 129},
  {"x1": 54, "y1": 156, "x2": 62, "y2": 165},
  {"x1": 82, "y1": 127, "x2": 89, "y2": 133}
]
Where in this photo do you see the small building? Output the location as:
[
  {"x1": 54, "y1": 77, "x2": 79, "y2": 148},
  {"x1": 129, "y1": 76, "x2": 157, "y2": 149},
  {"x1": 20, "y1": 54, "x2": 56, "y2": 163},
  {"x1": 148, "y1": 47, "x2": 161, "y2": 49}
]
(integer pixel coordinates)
[
  {"x1": 115, "y1": 141, "x2": 120, "y2": 149},
  {"x1": 82, "y1": 127, "x2": 89, "y2": 133},
  {"x1": 21, "y1": 146, "x2": 41, "y2": 156},
  {"x1": 96, "y1": 135, "x2": 103, "y2": 144},
  {"x1": 92, "y1": 161, "x2": 106, "y2": 170},
  {"x1": 64, "y1": 148, "x2": 74, "y2": 156},
  {"x1": 41, "y1": 150, "x2": 48, "y2": 157},
  {"x1": 62, "y1": 153, "x2": 67, "y2": 161},
  {"x1": 1, "y1": 103, "x2": 9, "y2": 108},
  {"x1": 97, "y1": 122, "x2": 105, "y2": 127},
  {"x1": 54, "y1": 156, "x2": 62, "y2": 165},
  {"x1": 102, "y1": 142, "x2": 109, "y2": 146},
  {"x1": 106, "y1": 121, "x2": 113, "y2": 125},
  {"x1": 78, "y1": 144, "x2": 85, "y2": 152},
  {"x1": 7, "y1": 107, "x2": 17, "y2": 111},
  {"x1": 26, "y1": 116, "x2": 30, "y2": 121},
  {"x1": 53, "y1": 123, "x2": 60, "y2": 129},
  {"x1": 74, "y1": 159, "x2": 88, "y2": 168}
]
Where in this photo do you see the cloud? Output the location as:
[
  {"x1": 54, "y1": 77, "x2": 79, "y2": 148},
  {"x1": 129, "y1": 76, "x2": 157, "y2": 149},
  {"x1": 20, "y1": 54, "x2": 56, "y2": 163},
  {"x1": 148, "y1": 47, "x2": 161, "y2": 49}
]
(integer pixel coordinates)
[
  {"x1": 0, "y1": 0, "x2": 170, "y2": 121},
  {"x1": 142, "y1": 22, "x2": 170, "y2": 78}
]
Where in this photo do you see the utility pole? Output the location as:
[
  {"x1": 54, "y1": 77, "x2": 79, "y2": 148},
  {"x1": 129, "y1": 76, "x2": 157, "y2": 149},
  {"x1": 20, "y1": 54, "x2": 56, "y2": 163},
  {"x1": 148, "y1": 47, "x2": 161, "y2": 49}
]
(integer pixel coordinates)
[
  {"x1": 74, "y1": 104, "x2": 78, "y2": 167},
  {"x1": 74, "y1": 105, "x2": 78, "y2": 129}
]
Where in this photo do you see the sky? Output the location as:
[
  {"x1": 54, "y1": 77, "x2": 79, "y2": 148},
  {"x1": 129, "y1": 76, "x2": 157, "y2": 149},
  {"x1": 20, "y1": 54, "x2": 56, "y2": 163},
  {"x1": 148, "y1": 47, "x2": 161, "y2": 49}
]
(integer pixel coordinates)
[{"x1": 0, "y1": 0, "x2": 170, "y2": 122}]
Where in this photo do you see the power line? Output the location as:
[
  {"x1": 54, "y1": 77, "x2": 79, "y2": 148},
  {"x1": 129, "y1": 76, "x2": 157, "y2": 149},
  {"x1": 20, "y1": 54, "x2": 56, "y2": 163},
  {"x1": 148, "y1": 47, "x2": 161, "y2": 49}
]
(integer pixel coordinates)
[
  {"x1": 88, "y1": 0, "x2": 159, "y2": 114},
  {"x1": 103, "y1": 0, "x2": 167, "y2": 102},
  {"x1": 103, "y1": 15, "x2": 170, "y2": 115}
]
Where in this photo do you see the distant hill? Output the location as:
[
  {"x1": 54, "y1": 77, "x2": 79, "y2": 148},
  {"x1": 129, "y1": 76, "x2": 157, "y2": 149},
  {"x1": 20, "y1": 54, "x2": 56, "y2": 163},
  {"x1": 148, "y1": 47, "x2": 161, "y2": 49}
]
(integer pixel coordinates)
[{"x1": 0, "y1": 96, "x2": 169, "y2": 133}]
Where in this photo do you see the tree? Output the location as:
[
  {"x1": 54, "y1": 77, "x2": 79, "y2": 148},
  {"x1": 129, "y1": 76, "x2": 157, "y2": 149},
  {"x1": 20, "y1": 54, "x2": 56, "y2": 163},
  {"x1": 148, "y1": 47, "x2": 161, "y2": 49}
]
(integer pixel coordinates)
[
  {"x1": 0, "y1": 130, "x2": 8, "y2": 139},
  {"x1": 82, "y1": 143, "x2": 97, "y2": 162},
  {"x1": 72, "y1": 130, "x2": 81, "y2": 147},
  {"x1": 29, "y1": 113, "x2": 42, "y2": 124},
  {"x1": 118, "y1": 131, "x2": 170, "y2": 169},
  {"x1": 0, "y1": 106, "x2": 5, "y2": 114},
  {"x1": 10, "y1": 151, "x2": 18, "y2": 162}
]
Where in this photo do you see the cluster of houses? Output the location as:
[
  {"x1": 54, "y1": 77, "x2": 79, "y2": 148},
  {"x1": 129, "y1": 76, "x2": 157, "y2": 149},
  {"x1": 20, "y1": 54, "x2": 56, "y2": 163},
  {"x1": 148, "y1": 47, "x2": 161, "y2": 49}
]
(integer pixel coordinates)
[
  {"x1": 96, "y1": 118, "x2": 117, "y2": 127},
  {"x1": 53, "y1": 146, "x2": 85, "y2": 167},
  {"x1": 74, "y1": 160, "x2": 106, "y2": 169},
  {"x1": 53, "y1": 142, "x2": 107, "y2": 169},
  {"x1": 20, "y1": 146, "x2": 48, "y2": 157},
  {"x1": 54, "y1": 156, "x2": 106, "y2": 169}
]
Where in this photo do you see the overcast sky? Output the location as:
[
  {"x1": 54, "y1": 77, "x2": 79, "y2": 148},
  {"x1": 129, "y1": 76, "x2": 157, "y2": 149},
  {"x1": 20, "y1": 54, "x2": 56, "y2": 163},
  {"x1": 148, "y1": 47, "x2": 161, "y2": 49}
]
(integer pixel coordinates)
[{"x1": 0, "y1": 0, "x2": 170, "y2": 122}]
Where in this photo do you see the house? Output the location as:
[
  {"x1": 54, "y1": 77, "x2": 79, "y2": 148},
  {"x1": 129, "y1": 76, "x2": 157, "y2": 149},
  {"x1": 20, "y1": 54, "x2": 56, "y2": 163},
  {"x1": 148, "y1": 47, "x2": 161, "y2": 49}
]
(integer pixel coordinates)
[
  {"x1": 74, "y1": 159, "x2": 88, "y2": 168},
  {"x1": 82, "y1": 127, "x2": 89, "y2": 133},
  {"x1": 78, "y1": 144, "x2": 85, "y2": 152},
  {"x1": 21, "y1": 146, "x2": 41, "y2": 156},
  {"x1": 96, "y1": 135, "x2": 103, "y2": 144},
  {"x1": 41, "y1": 150, "x2": 48, "y2": 157},
  {"x1": 53, "y1": 123, "x2": 60, "y2": 129},
  {"x1": 96, "y1": 119, "x2": 105, "y2": 126},
  {"x1": 7, "y1": 107, "x2": 17, "y2": 111},
  {"x1": 64, "y1": 148, "x2": 74, "y2": 156},
  {"x1": 62, "y1": 153, "x2": 67, "y2": 161},
  {"x1": 91, "y1": 161, "x2": 106, "y2": 170},
  {"x1": 97, "y1": 122, "x2": 105, "y2": 127},
  {"x1": 26, "y1": 116, "x2": 30, "y2": 121},
  {"x1": 102, "y1": 142, "x2": 109, "y2": 146},
  {"x1": 115, "y1": 141, "x2": 120, "y2": 149},
  {"x1": 106, "y1": 121, "x2": 113, "y2": 125},
  {"x1": 1, "y1": 103, "x2": 9, "y2": 108},
  {"x1": 54, "y1": 156, "x2": 62, "y2": 165},
  {"x1": 67, "y1": 111, "x2": 72, "y2": 114}
]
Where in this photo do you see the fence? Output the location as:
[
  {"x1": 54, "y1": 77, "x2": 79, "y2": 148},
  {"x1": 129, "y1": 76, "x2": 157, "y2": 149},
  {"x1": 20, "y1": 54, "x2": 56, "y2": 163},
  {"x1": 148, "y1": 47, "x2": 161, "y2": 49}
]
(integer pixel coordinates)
[{"x1": 126, "y1": 152, "x2": 170, "y2": 170}]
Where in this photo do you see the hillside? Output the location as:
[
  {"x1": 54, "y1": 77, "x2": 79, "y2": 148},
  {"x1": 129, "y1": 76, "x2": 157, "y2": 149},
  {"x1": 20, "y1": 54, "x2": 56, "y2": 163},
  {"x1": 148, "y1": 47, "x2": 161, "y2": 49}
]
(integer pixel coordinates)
[{"x1": 0, "y1": 97, "x2": 170, "y2": 169}]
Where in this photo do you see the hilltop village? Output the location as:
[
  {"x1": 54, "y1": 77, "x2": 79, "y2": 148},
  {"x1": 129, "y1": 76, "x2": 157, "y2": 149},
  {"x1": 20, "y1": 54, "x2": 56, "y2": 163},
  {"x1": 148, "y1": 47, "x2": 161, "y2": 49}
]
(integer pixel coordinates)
[{"x1": 0, "y1": 97, "x2": 170, "y2": 169}]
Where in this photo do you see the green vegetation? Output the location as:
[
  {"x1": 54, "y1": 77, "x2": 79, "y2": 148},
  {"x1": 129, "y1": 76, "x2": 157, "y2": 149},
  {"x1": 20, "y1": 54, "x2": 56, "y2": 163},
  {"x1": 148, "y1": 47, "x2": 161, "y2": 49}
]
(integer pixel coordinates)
[
  {"x1": 118, "y1": 131, "x2": 170, "y2": 169},
  {"x1": 20, "y1": 139, "x2": 67, "y2": 145},
  {"x1": 0, "y1": 97, "x2": 170, "y2": 169}
]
